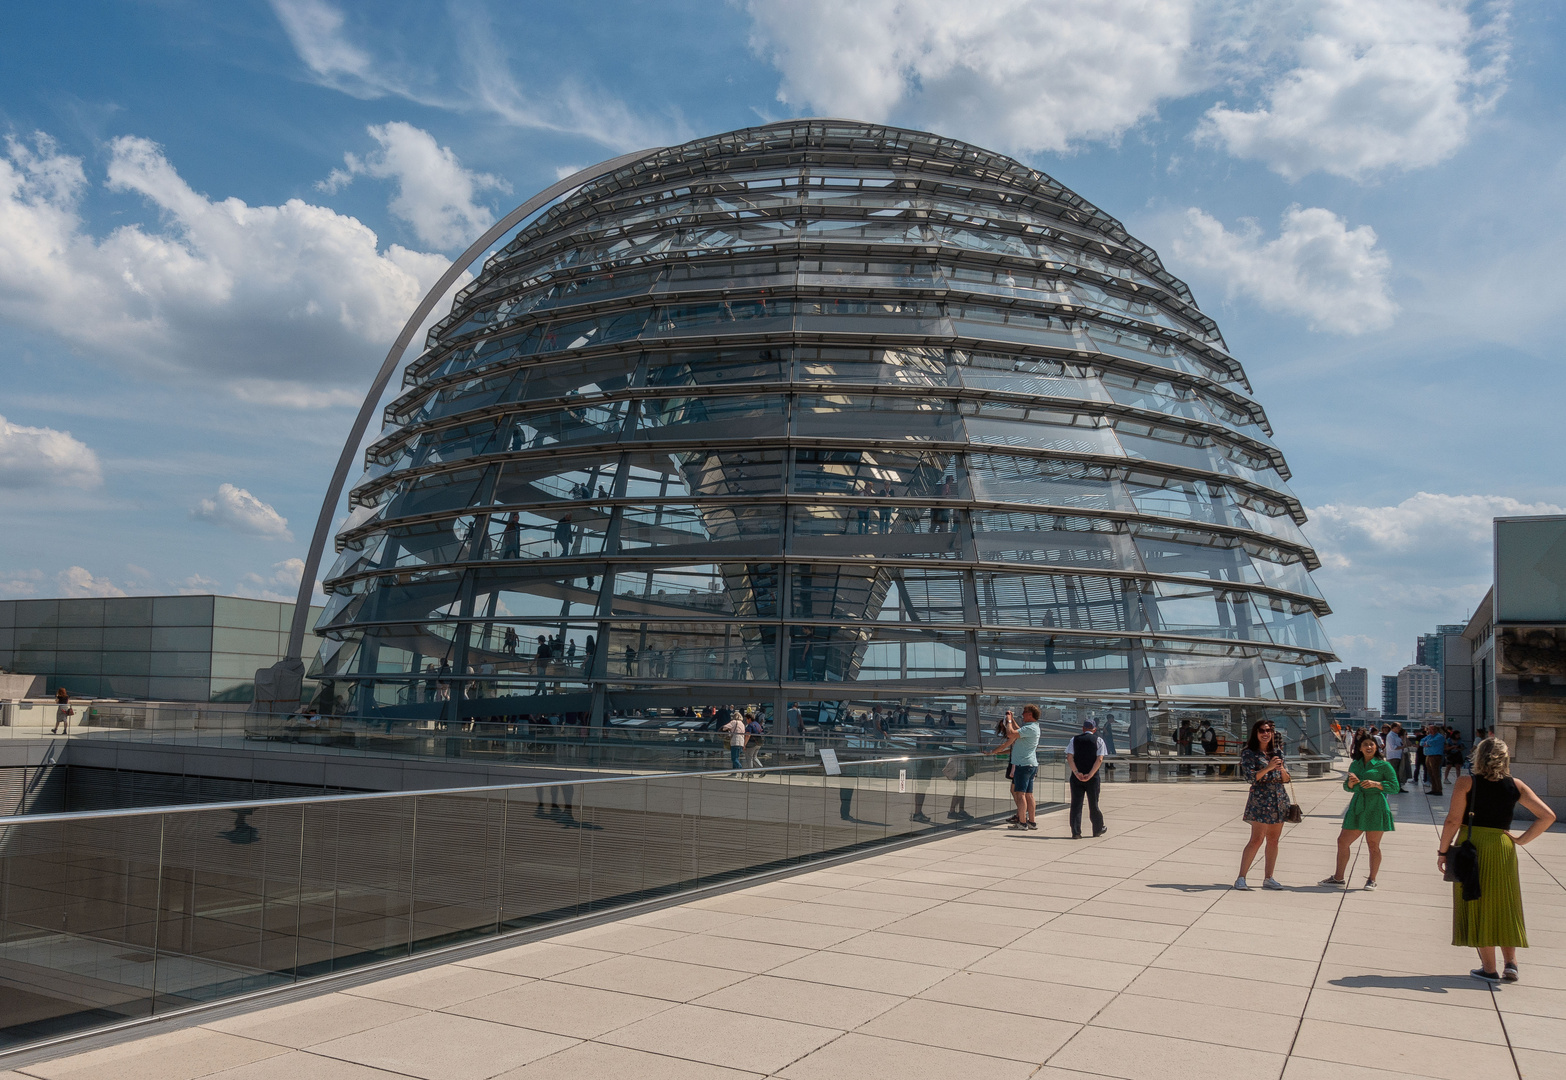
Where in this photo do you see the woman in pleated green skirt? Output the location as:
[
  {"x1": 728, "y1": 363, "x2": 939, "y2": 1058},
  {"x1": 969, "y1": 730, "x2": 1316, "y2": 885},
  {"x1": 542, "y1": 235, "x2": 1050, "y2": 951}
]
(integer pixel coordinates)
[{"x1": 1438, "y1": 738, "x2": 1557, "y2": 983}]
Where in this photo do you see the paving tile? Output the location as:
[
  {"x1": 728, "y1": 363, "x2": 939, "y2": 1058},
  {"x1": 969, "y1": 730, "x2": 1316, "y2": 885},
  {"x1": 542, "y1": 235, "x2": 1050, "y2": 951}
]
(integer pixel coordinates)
[
  {"x1": 1044, "y1": 913, "x2": 1185, "y2": 943},
  {"x1": 550, "y1": 954, "x2": 749, "y2": 1001},
  {"x1": 1304, "y1": 987, "x2": 1506, "y2": 1043},
  {"x1": 22, "y1": 1029, "x2": 287, "y2": 1080},
  {"x1": 692, "y1": 974, "x2": 903, "y2": 1028},
  {"x1": 208, "y1": 1051, "x2": 418, "y2": 1080},
  {"x1": 1513, "y1": 1048, "x2": 1566, "y2": 1080},
  {"x1": 919, "y1": 970, "x2": 1114, "y2": 1024},
  {"x1": 1151, "y1": 943, "x2": 1321, "y2": 985},
  {"x1": 342, "y1": 965, "x2": 526, "y2": 1009},
  {"x1": 969, "y1": 948, "x2": 1149, "y2": 992},
  {"x1": 598, "y1": 1003, "x2": 838, "y2": 1074},
  {"x1": 766, "y1": 950, "x2": 952, "y2": 996},
  {"x1": 202, "y1": 1052, "x2": 402, "y2": 1080},
  {"x1": 855, "y1": 998, "x2": 1077, "y2": 1062},
  {"x1": 633, "y1": 933, "x2": 811, "y2": 973},
  {"x1": 1125, "y1": 967, "x2": 1310, "y2": 1016},
  {"x1": 444, "y1": 980, "x2": 674, "y2": 1038},
  {"x1": 310, "y1": 1012, "x2": 574, "y2": 1080},
  {"x1": 625, "y1": 906, "x2": 746, "y2": 933},
  {"x1": 1290, "y1": 1018, "x2": 1516, "y2": 1079},
  {"x1": 1006, "y1": 927, "x2": 1168, "y2": 965},
  {"x1": 826, "y1": 929, "x2": 994, "y2": 969},
  {"x1": 547, "y1": 923, "x2": 685, "y2": 954},
  {"x1": 1091, "y1": 994, "x2": 1295, "y2": 1053},
  {"x1": 769, "y1": 902, "x2": 905, "y2": 930},
  {"x1": 457, "y1": 942, "x2": 615, "y2": 979},
  {"x1": 873, "y1": 910, "x2": 1033, "y2": 947},
  {"x1": 1498, "y1": 1011, "x2": 1566, "y2": 1054},
  {"x1": 776, "y1": 1032, "x2": 1037, "y2": 1080},
  {"x1": 205, "y1": 993, "x2": 424, "y2": 1049},
  {"x1": 1492, "y1": 982, "x2": 1566, "y2": 1018},
  {"x1": 701, "y1": 914, "x2": 865, "y2": 950},
  {"x1": 1049, "y1": 1024, "x2": 1285, "y2": 1080},
  {"x1": 491, "y1": 1041, "x2": 759, "y2": 1080}
]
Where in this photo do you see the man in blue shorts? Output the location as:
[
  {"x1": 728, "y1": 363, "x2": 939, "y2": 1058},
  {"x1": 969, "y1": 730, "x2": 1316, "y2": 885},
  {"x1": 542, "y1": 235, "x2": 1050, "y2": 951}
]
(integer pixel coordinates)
[{"x1": 991, "y1": 703, "x2": 1041, "y2": 829}]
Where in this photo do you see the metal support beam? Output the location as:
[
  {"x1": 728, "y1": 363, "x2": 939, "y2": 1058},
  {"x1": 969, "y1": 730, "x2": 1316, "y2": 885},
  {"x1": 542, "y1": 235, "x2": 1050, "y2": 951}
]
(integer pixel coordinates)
[{"x1": 282, "y1": 148, "x2": 660, "y2": 668}]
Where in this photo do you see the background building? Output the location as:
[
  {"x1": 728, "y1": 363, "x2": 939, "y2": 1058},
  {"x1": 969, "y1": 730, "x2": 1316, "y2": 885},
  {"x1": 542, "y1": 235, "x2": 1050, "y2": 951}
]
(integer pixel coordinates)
[
  {"x1": 1396, "y1": 663, "x2": 1441, "y2": 719},
  {"x1": 0, "y1": 595, "x2": 321, "y2": 703},
  {"x1": 1381, "y1": 675, "x2": 1399, "y2": 716},
  {"x1": 1464, "y1": 514, "x2": 1566, "y2": 813},
  {"x1": 1417, "y1": 623, "x2": 1467, "y2": 710},
  {"x1": 310, "y1": 120, "x2": 1341, "y2": 750},
  {"x1": 1333, "y1": 666, "x2": 1368, "y2": 717}
]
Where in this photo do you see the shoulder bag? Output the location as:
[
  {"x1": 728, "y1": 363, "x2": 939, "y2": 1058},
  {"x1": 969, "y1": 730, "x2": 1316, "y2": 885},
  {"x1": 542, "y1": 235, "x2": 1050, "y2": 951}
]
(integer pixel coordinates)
[
  {"x1": 1285, "y1": 780, "x2": 1303, "y2": 824},
  {"x1": 1442, "y1": 783, "x2": 1482, "y2": 900}
]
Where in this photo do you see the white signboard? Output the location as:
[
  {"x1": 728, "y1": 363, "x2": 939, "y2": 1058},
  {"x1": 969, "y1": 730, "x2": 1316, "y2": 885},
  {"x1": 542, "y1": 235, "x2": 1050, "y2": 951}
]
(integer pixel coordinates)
[
  {"x1": 898, "y1": 769, "x2": 907, "y2": 793},
  {"x1": 819, "y1": 748, "x2": 841, "y2": 775}
]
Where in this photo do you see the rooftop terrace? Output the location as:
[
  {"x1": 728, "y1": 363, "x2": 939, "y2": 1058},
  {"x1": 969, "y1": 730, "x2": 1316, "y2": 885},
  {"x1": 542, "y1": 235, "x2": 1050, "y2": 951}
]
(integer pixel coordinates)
[{"x1": 3, "y1": 779, "x2": 1561, "y2": 1080}]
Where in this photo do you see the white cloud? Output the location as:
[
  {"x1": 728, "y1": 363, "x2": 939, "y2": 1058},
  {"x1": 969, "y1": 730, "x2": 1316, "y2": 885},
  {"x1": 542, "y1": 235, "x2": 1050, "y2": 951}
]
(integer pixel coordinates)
[
  {"x1": 1172, "y1": 205, "x2": 1396, "y2": 334},
  {"x1": 746, "y1": 0, "x2": 1199, "y2": 155},
  {"x1": 0, "y1": 413, "x2": 102, "y2": 489},
  {"x1": 0, "y1": 570, "x2": 44, "y2": 598},
  {"x1": 238, "y1": 557, "x2": 321, "y2": 603},
  {"x1": 319, "y1": 122, "x2": 509, "y2": 249},
  {"x1": 191, "y1": 484, "x2": 293, "y2": 540},
  {"x1": 269, "y1": 0, "x2": 388, "y2": 96},
  {"x1": 1307, "y1": 492, "x2": 1562, "y2": 673},
  {"x1": 177, "y1": 573, "x2": 221, "y2": 596},
  {"x1": 1199, "y1": 0, "x2": 1508, "y2": 181},
  {"x1": 56, "y1": 566, "x2": 126, "y2": 598},
  {"x1": 270, "y1": 0, "x2": 683, "y2": 151},
  {"x1": 0, "y1": 131, "x2": 453, "y2": 404}
]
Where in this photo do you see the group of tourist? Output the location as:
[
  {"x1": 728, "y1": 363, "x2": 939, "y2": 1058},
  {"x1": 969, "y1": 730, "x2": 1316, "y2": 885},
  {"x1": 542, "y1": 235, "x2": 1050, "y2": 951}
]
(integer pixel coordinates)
[
  {"x1": 1337, "y1": 719, "x2": 1487, "y2": 796},
  {"x1": 1242, "y1": 716, "x2": 1553, "y2": 984}
]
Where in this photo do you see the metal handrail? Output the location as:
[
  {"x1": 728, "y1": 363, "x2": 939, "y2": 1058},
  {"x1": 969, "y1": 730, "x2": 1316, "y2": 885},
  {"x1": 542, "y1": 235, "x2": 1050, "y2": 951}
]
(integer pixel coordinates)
[{"x1": 0, "y1": 749, "x2": 993, "y2": 826}]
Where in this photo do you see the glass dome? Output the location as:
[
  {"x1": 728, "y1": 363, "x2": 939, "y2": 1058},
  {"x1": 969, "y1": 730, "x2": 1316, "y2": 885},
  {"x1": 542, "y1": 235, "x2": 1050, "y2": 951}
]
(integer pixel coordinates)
[{"x1": 311, "y1": 119, "x2": 1339, "y2": 750}]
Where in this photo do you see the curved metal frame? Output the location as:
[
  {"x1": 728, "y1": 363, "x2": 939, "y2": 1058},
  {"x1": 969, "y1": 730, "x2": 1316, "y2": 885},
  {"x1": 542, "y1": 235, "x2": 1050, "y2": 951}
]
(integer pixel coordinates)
[{"x1": 285, "y1": 148, "x2": 660, "y2": 662}]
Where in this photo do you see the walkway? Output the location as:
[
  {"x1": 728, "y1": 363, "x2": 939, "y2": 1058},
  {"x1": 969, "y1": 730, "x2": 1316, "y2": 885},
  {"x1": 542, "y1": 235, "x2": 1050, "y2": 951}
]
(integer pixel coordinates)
[{"x1": 7, "y1": 778, "x2": 1563, "y2": 1080}]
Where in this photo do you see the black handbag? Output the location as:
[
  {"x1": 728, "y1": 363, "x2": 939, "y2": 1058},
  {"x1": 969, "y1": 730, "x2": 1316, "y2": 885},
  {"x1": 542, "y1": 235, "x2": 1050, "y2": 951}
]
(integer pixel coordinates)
[
  {"x1": 1285, "y1": 782, "x2": 1303, "y2": 824},
  {"x1": 1443, "y1": 784, "x2": 1482, "y2": 900}
]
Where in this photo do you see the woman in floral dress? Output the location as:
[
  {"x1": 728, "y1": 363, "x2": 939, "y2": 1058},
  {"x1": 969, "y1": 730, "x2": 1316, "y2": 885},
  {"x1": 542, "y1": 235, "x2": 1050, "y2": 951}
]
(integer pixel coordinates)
[{"x1": 1235, "y1": 719, "x2": 1292, "y2": 891}]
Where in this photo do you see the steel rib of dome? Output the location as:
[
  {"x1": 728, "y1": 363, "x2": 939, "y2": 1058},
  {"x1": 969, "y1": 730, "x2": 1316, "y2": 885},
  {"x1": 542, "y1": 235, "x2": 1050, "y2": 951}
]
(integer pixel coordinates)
[{"x1": 311, "y1": 119, "x2": 1340, "y2": 748}]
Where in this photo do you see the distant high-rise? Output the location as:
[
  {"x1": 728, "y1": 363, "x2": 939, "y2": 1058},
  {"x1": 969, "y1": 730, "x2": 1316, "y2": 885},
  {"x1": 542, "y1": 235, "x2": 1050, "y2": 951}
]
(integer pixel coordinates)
[
  {"x1": 1381, "y1": 675, "x2": 1399, "y2": 716},
  {"x1": 1333, "y1": 666, "x2": 1369, "y2": 716},
  {"x1": 1397, "y1": 663, "x2": 1441, "y2": 718}
]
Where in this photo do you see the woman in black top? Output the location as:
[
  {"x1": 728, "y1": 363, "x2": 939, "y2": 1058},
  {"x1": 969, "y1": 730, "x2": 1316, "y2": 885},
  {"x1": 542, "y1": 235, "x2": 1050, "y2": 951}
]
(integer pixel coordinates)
[{"x1": 1438, "y1": 737, "x2": 1556, "y2": 983}]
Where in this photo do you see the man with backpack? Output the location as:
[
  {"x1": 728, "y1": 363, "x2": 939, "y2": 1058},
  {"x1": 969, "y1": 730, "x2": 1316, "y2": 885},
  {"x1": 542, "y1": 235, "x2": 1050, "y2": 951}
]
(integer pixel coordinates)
[{"x1": 1069, "y1": 718, "x2": 1109, "y2": 839}]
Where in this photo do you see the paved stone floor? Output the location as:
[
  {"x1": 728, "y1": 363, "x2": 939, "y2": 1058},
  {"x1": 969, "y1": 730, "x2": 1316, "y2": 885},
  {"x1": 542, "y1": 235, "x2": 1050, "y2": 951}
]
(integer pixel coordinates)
[{"x1": 7, "y1": 777, "x2": 1564, "y2": 1080}]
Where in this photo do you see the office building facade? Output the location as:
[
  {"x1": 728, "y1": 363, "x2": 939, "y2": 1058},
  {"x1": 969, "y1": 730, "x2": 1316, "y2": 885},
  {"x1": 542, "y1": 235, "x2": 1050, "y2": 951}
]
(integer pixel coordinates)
[
  {"x1": 1333, "y1": 666, "x2": 1368, "y2": 716},
  {"x1": 1396, "y1": 663, "x2": 1441, "y2": 719},
  {"x1": 0, "y1": 595, "x2": 321, "y2": 703},
  {"x1": 311, "y1": 120, "x2": 1340, "y2": 746}
]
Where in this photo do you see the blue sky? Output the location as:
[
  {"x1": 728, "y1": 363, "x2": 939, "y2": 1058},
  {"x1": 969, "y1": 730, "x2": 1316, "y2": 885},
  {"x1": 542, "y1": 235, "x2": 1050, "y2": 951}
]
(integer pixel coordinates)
[{"x1": 1, "y1": 0, "x2": 1561, "y2": 695}]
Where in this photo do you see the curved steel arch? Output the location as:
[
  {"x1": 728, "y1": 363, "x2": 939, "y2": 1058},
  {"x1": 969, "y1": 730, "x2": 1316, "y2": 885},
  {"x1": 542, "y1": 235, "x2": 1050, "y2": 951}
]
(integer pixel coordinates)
[{"x1": 283, "y1": 148, "x2": 661, "y2": 664}]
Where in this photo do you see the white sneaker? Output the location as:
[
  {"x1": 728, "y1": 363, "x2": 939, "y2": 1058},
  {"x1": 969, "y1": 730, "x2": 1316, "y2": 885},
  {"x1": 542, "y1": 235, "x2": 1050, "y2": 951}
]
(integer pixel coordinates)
[
  {"x1": 1263, "y1": 877, "x2": 1284, "y2": 890},
  {"x1": 1233, "y1": 877, "x2": 1250, "y2": 890}
]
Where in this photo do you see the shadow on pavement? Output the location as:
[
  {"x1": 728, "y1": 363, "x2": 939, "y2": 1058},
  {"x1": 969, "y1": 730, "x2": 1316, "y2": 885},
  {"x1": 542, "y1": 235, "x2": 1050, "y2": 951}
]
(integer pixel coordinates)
[{"x1": 1329, "y1": 974, "x2": 1492, "y2": 995}]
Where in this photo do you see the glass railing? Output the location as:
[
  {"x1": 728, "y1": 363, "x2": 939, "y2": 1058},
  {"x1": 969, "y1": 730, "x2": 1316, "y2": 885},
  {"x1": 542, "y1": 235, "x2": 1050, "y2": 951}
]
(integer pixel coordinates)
[{"x1": 0, "y1": 751, "x2": 1037, "y2": 1052}]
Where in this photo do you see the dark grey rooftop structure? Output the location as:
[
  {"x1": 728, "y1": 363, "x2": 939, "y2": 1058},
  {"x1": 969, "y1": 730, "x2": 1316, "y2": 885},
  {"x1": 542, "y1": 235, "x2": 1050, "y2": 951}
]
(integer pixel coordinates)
[{"x1": 309, "y1": 120, "x2": 1339, "y2": 748}]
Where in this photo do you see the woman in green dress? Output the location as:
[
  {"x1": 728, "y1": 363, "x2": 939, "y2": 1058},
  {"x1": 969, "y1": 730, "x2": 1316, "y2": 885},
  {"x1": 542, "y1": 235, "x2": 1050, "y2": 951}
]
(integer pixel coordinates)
[{"x1": 1321, "y1": 732, "x2": 1399, "y2": 889}]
